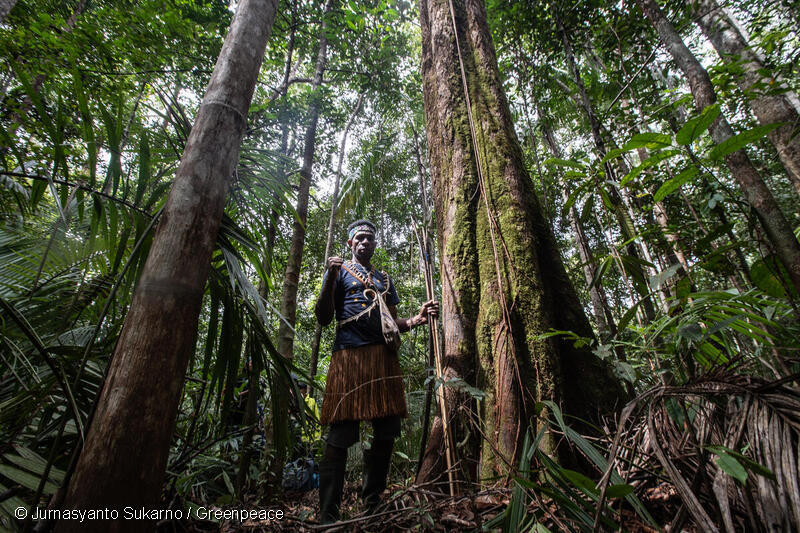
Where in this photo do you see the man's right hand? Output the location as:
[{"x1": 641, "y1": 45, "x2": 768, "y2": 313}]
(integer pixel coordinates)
[{"x1": 326, "y1": 256, "x2": 344, "y2": 272}]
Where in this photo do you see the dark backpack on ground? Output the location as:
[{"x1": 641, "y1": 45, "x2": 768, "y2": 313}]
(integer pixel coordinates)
[{"x1": 281, "y1": 457, "x2": 317, "y2": 492}]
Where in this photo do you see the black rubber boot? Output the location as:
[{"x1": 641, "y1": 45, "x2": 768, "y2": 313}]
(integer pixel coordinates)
[
  {"x1": 361, "y1": 439, "x2": 393, "y2": 514},
  {"x1": 319, "y1": 445, "x2": 347, "y2": 524}
]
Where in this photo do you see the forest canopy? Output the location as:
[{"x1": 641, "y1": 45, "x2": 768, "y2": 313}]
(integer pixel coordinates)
[{"x1": 1, "y1": 0, "x2": 799, "y2": 531}]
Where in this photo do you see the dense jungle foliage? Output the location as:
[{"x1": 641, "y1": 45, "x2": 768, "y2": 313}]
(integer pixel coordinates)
[{"x1": 1, "y1": 0, "x2": 799, "y2": 530}]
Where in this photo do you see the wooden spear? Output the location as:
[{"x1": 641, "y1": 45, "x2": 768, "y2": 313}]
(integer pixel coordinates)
[{"x1": 412, "y1": 218, "x2": 456, "y2": 497}]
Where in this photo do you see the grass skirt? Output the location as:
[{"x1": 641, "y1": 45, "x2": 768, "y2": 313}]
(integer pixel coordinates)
[{"x1": 320, "y1": 343, "x2": 407, "y2": 425}]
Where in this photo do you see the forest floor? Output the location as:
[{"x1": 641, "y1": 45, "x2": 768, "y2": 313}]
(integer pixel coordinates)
[{"x1": 174, "y1": 478, "x2": 683, "y2": 532}]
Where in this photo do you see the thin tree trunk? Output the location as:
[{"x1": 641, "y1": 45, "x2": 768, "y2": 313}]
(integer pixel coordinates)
[
  {"x1": 272, "y1": 0, "x2": 334, "y2": 482},
  {"x1": 262, "y1": 3, "x2": 297, "y2": 297},
  {"x1": 692, "y1": 0, "x2": 800, "y2": 197},
  {"x1": 308, "y1": 90, "x2": 364, "y2": 388},
  {"x1": 640, "y1": 0, "x2": 800, "y2": 295},
  {"x1": 235, "y1": 333, "x2": 261, "y2": 498},
  {"x1": 556, "y1": 10, "x2": 658, "y2": 322},
  {"x1": 595, "y1": 209, "x2": 647, "y2": 328},
  {"x1": 0, "y1": 0, "x2": 15, "y2": 22},
  {"x1": 653, "y1": 197, "x2": 690, "y2": 274},
  {"x1": 417, "y1": 0, "x2": 626, "y2": 485},
  {"x1": 57, "y1": 1, "x2": 277, "y2": 530},
  {"x1": 264, "y1": 4, "x2": 297, "y2": 278},
  {"x1": 540, "y1": 116, "x2": 616, "y2": 340}
]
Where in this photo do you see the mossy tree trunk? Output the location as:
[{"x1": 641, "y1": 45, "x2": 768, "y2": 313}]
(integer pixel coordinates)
[
  {"x1": 416, "y1": 0, "x2": 626, "y2": 486},
  {"x1": 58, "y1": 1, "x2": 277, "y2": 530}
]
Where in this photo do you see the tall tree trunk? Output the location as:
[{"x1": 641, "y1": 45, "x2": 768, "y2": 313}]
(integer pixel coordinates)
[
  {"x1": 691, "y1": 0, "x2": 800, "y2": 197},
  {"x1": 308, "y1": 91, "x2": 364, "y2": 390},
  {"x1": 0, "y1": 0, "x2": 17, "y2": 23},
  {"x1": 235, "y1": 332, "x2": 261, "y2": 498},
  {"x1": 57, "y1": 1, "x2": 277, "y2": 531},
  {"x1": 264, "y1": 3, "x2": 297, "y2": 283},
  {"x1": 639, "y1": 0, "x2": 800, "y2": 295},
  {"x1": 540, "y1": 116, "x2": 616, "y2": 340},
  {"x1": 417, "y1": 0, "x2": 626, "y2": 486},
  {"x1": 555, "y1": 11, "x2": 658, "y2": 322},
  {"x1": 272, "y1": 0, "x2": 334, "y2": 482}
]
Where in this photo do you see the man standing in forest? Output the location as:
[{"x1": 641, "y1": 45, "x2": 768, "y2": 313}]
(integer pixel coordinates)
[{"x1": 314, "y1": 219, "x2": 437, "y2": 523}]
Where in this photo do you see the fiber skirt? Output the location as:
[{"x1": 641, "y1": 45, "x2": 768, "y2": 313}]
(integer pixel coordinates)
[{"x1": 319, "y1": 343, "x2": 407, "y2": 425}]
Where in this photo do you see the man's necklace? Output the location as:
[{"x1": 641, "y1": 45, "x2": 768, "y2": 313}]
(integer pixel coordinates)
[{"x1": 344, "y1": 261, "x2": 385, "y2": 291}]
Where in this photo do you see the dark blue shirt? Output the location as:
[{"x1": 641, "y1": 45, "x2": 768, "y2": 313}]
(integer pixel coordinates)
[{"x1": 323, "y1": 262, "x2": 400, "y2": 351}]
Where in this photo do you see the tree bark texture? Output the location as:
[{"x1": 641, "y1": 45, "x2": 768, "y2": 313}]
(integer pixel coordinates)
[
  {"x1": 272, "y1": 0, "x2": 334, "y2": 481},
  {"x1": 417, "y1": 0, "x2": 626, "y2": 485},
  {"x1": 692, "y1": 0, "x2": 800, "y2": 197},
  {"x1": 0, "y1": 0, "x2": 16, "y2": 22},
  {"x1": 57, "y1": 1, "x2": 277, "y2": 530},
  {"x1": 639, "y1": 0, "x2": 800, "y2": 295}
]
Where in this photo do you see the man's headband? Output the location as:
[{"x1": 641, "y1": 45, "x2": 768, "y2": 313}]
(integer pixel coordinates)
[{"x1": 348, "y1": 224, "x2": 376, "y2": 240}]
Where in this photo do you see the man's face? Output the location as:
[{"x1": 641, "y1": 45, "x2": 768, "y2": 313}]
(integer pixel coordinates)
[{"x1": 348, "y1": 231, "x2": 376, "y2": 262}]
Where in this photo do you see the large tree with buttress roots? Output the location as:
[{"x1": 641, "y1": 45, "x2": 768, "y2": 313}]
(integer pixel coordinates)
[{"x1": 416, "y1": 0, "x2": 628, "y2": 486}]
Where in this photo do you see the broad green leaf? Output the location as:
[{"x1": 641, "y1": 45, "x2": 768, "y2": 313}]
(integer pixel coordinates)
[
  {"x1": 649, "y1": 263, "x2": 684, "y2": 291},
  {"x1": 538, "y1": 402, "x2": 657, "y2": 526},
  {"x1": 561, "y1": 179, "x2": 591, "y2": 215},
  {"x1": 620, "y1": 164, "x2": 644, "y2": 187},
  {"x1": 617, "y1": 297, "x2": 643, "y2": 331},
  {"x1": 707, "y1": 446, "x2": 776, "y2": 480},
  {"x1": 750, "y1": 256, "x2": 796, "y2": 298},
  {"x1": 0, "y1": 481, "x2": 29, "y2": 523},
  {"x1": 676, "y1": 104, "x2": 720, "y2": 145},
  {"x1": 710, "y1": 450, "x2": 748, "y2": 484},
  {"x1": 561, "y1": 469, "x2": 599, "y2": 496},
  {"x1": 600, "y1": 147, "x2": 625, "y2": 163},
  {"x1": 621, "y1": 149, "x2": 682, "y2": 187},
  {"x1": 589, "y1": 255, "x2": 612, "y2": 289},
  {"x1": 605, "y1": 484, "x2": 635, "y2": 498},
  {"x1": 653, "y1": 167, "x2": 699, "y2": 202},
  {"x1": 222, "y1": 468, "x2": 235, "y2": 495},
  {"x1": 0, "y1": 464, "x2": 58, "y2": 494},
  {"x1": 708, "y1": 123, "x2": 783, "y2": 160},
  {"x1": 5, "y1": 449, "x2": 65, "y2": 483},
  {"x1": 580, "y1": 194, "x2": 595, "y2": 222},
  {"x1": 622, "y1": 132, "x2": 672, "y2": 151},
  {"x1": 544, "y1": 157, "x2": 585, "y2": 170},
  {"x1": 664, "y1": 398, "x2": 686, "y2": 427},
  {"x1": 643, "y1": 148, "x2": 682, "y2": 165},
  {"x1": 599, "y1": 187, "x2": 614, "y2": 211}
]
